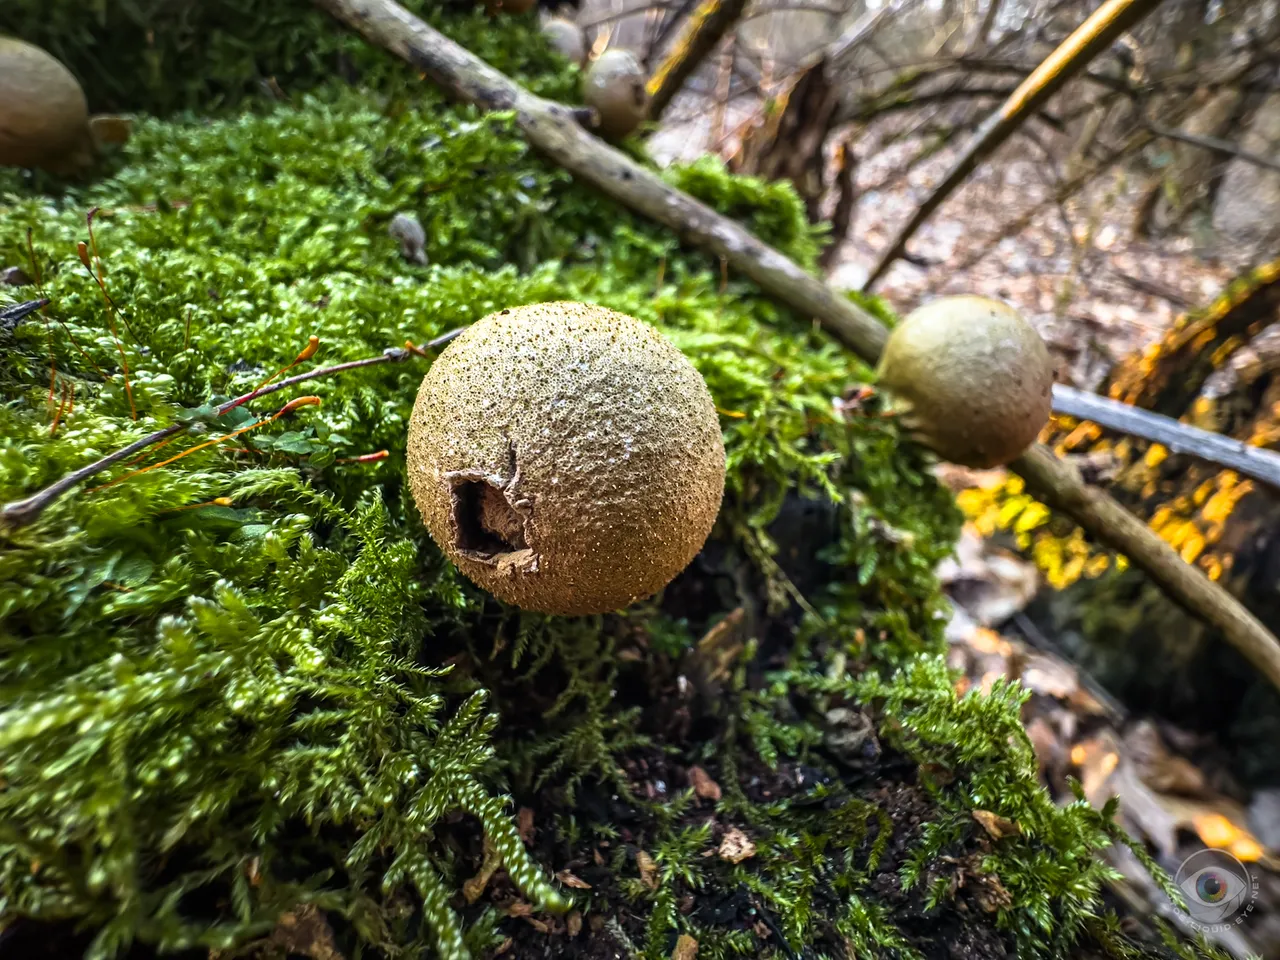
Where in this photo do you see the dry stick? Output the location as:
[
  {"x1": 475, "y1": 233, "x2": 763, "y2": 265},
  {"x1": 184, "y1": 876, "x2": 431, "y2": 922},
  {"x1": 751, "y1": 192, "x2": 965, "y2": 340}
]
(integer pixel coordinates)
[
  {"x1": 309, "y1": 0, "x2": 1280, "y2": 694},
  {"x1": 1051, "y1": 384, "x2": 1280, "y2": 492},
  {"x1": 861, "y1": 0, "x2": 1166, "y2": 290},
  {"x1": 0, "y1": 298, "x2": 49, "y2": 329},
  {"x1": 314, "y1": 0, "x2": 891, "y2": 362},
  {"x1": 646, "y1": 0, "x2": 750, "y2": 122},
  {"x1": 0, "y1": 327, "x2": 465, "y2": 529},
  {"x1": 1014, "y1": 444, "x2": 1280, "y2": 692}
]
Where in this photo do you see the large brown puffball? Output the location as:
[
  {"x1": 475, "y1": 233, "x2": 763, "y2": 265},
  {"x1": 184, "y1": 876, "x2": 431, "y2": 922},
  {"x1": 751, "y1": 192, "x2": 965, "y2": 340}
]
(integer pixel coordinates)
[
  {"x1": 583, "y1": 49, "x2": 649, "y2": 138},
  {"x1": 875, "y1": 295, "x2": 1053, "y2": 469},
  {"x1": 408, "y1": 301, "x2": 726, "y2": 615},
  {"x1": 0, "y1": 37, "x2": 92, "y2": 174}
]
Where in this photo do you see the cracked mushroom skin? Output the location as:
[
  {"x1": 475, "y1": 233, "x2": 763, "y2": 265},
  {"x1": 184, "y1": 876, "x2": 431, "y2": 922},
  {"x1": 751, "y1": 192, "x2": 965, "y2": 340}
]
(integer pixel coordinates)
[
  {"x1": 0, "y1": 37, "x2": 92, "y2": 174},
  {"x1": 875, "y1": 294, "x2": 1053, "y2": 469},
  {"x1": 408, "y1": 301, "x2": 726, "y2": 615}
]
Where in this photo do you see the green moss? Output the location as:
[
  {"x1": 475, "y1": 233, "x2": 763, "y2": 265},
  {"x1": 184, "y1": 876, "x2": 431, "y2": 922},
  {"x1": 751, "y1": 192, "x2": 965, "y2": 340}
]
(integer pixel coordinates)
[
  {"x1": 0, "y1": 1, "x2": 577, "y2": 116},
  {"x1": 0, "y1": 12, "x2": 1219, "y2": 960}
]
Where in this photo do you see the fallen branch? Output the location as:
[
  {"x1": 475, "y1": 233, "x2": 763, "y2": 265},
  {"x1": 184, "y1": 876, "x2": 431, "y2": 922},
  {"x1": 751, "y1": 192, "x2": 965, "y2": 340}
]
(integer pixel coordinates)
[
  {"x1": 1051, "y1": 384, "x2": 1280, "y2": 492},
  {"x1": 862, "y1": 0, "x2": 1165, "y2": 290},
  {"x1": 1, "y1": 328, "x2": 464, "y2": 529},
  {"x1": 0, "y1": 298, "x2": 50, "y2": 330},
  {"x1": 1012, "y1": 444, "x2": 1280, "y2": 691},
  {"x1": 312, "y1": 0, "x2": 1280, "y2": 693},
  {"x1": 646, "y1": 0, "x2": 749, "y2": 122}
]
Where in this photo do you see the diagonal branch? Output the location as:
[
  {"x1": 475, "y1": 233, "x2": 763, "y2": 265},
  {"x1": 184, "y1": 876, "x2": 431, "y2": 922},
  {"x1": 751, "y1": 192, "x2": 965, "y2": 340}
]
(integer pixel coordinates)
[
  {"x1": 311, "y1": 0, "x2": 1280, "y2": 693},
  {"x1": 646, "y1": 0, "x2": 749, "y2": 122},
  {"x1": 861, "y1": 0, "x2": 1166, "y2": 290}
]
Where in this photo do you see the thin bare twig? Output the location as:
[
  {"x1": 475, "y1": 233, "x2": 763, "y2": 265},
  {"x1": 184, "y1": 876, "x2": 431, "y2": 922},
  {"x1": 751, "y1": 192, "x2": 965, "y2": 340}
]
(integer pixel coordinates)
[
  {"x1": 1147, "y1": 122, "x2": 1280, "y2": 175},
  {"x1": 0, "y1": 328, "x2": 464, "y2": 529},
  {"x1": 1106, "y1": 267, "x2": 1193, "y2": 308},
  {"x1": 312, "y1": 0, "x2": 1280, "y2": 695}
]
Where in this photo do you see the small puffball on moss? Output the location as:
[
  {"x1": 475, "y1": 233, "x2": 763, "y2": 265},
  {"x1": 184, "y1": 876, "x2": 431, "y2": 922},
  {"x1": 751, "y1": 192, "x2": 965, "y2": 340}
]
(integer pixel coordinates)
[
  {"x1": 875, "y1": 294, "x2": 1053, "y2": 469},
  {"x1": 583, "y1": 49, "x2": 649, "y2": 138},
  {"x1": 388, "y1": 212, "x2": 428, "y2": 266},
  {"x1": 542, "y1": 17, "x2": 587, "y2": 65},
  {"x1": 0, "y1": 37, "x2": 92, "y2": 173},
  {"x1": 407, "y1": 301, "x2": 726, "y2": 615}
]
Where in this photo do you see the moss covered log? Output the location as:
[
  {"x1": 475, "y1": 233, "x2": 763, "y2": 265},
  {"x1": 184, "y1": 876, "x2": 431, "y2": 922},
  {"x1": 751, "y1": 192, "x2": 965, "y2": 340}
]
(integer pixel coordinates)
[{"x1": 0, "y1": 7, "x2": 1229, "y2": 960}]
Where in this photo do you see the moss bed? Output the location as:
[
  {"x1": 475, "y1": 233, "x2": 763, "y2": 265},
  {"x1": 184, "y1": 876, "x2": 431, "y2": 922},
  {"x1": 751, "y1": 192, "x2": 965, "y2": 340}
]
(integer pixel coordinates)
[{"x1": 0, "y1": 4, "x2": 1228, "y2": 959}]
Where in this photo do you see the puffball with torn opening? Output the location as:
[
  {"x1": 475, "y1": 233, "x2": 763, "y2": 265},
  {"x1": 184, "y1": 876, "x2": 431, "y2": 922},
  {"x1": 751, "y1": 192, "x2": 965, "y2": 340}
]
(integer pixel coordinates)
[{"x1": 407, "y1": 301, "x2": 726, "y2": 615}]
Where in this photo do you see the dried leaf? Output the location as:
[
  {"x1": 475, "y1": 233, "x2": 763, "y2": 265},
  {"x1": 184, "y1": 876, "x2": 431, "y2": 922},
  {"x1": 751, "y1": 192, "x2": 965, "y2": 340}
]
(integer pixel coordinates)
[
  {"x1": 567, "y1": 911, "x2": 583, "y2": 938},
  {"x1": 1024, "y1": 715, "x2": 1063, "y2": 778},
  {"x1": 937, "y1": 526, "x2": 1037, "y2": 626},
  {"x1": 686, "y1": 607, "x2": 747, "y2": 693},
  {"x1": 636, "y1": 849, "x2": 659, "y2": 889},
  {"x1": 1142, "y1": 754, "x2": 1208, "y2": 796},
  {"x1": 463, "y1": 837, "x2": 501, "y2": 904},
  {"x1": 1124, "y1": 721, "x2": 1206, "y2": 795},
  {"x1": 1017, "y1": 653, "x2": 1079, "y2": 700},
  {"x1": 517, "y1": 807, "x2": 535, "y2": 843},
  {"x1": 268, "y1": 905, "x2": 344, "y2": 960},
  {"x1": 970, "y1": 870, "x2": 1014, "y2": 913},
  {"x1": 1082, "y1": 742, "x2": 1266, "y2": 860},
  {"x1": 972, "y1": 809, "x2": 1021, "y2": 839},
  {"x1": 718, "y1": 827, "x2": 756, "y2": 864},
  {"x1": 556, "y1": 869, "x2": 592, "y2": 890},
  {"x1": 672, "y1": 933, "x2": 699, "y2": 960},
  {"x1": 688, "y1": 765, "x2": 722, "y2": 802}
]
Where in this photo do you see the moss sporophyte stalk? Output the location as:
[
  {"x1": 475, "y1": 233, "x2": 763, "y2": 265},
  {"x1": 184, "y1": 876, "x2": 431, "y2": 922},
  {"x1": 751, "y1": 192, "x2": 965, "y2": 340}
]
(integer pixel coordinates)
[{"x1": 0, "y1": 5, "x2": 1221, "y2": 959}]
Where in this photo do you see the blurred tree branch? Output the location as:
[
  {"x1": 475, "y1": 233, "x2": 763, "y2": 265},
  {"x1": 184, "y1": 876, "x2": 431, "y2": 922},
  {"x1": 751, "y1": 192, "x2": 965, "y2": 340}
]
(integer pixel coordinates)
[
  {"x1": 1147, "y1": 121, "x2": 1280, "y2": 174},
  {"x1": 646, "y1": 0, "x2": 750, "y2": 121},
  {"x1": 862, "y1": 0, "x2": 1167, "y2": 290}
]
